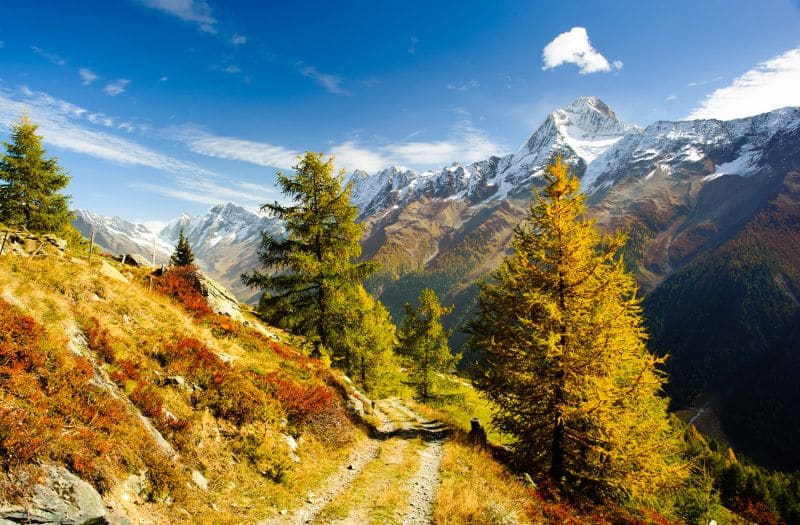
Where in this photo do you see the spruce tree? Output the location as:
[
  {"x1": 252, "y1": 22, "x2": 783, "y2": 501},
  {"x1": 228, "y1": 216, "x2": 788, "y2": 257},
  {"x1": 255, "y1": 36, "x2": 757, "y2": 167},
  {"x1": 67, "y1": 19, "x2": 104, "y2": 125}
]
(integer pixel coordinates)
[
  {"x1": 0, "y1": 116, "x2": 72, "y2": 232},
  {"x1": 169, "y1": 226, "x2": 195, "y2": 267},
  {"x1": 398, "y1": 288, "x2": 460, "y2": 401},
  {"x1": 242, "y1": 152, "x2": 376, "y2": 358},
  {"x1": 469, "y1": 157, "x2": 687, "y2": 503}
]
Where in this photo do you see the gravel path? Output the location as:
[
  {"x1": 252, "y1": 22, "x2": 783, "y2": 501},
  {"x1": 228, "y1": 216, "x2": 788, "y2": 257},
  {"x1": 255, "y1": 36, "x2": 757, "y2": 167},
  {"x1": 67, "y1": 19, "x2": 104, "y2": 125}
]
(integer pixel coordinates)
[
  {"x1": 263, "y1": 398, "x2": 447, "y2": 524},
  {"x1": 398, "y1": 438, "x2": 444, "y2": 524}
]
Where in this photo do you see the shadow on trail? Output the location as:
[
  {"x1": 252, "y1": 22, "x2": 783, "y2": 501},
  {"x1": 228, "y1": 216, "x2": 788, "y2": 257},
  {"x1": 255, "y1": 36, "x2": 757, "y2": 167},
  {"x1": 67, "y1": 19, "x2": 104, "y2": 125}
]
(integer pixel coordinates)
[{"x1": 367, "y1": 418, "x2": 451, "y2": 442}]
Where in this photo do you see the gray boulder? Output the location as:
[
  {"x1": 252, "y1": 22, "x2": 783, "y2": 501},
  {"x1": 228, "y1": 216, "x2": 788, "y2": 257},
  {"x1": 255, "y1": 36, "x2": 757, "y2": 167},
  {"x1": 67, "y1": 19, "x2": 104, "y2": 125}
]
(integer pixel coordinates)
[
  {"x1": 197, "y1": 273, "x2": 244, "y2": 322},
  {"x1": 0, "y1": 465, "x2": 119, "y2": 524},
  {"x1": 117, "y1": 253, "x2": 151, "y2": 267}
]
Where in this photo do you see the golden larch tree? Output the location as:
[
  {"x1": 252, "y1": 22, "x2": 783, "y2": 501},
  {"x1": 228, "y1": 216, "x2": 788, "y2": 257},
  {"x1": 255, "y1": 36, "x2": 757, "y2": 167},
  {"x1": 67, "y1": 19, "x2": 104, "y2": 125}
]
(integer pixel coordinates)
[{"x1": 469, "y1": 157, "x2": 687, "y2": 503}]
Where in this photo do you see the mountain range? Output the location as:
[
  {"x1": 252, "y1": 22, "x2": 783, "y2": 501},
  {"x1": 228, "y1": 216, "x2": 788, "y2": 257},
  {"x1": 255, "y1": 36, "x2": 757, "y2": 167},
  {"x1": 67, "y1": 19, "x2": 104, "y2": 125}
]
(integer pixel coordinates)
[{"x1": 73, "y1": 96, "x2": 800, "y2": 470}]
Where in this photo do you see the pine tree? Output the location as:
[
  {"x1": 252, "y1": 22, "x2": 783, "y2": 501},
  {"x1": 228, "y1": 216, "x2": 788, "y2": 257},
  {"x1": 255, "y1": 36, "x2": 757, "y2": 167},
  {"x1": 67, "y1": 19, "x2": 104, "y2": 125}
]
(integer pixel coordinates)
[
  {"x1": 398, "y1": 288, "x2": 460, "y2": 401},
  {"x1": 242, "y1": 152, "x2": 376, "y2": 358},
  {"x1": 169, "y1": 226, "x2": 195, "y2": 267},
  {"x1": 469, "y1": 157, "x2": 687, "y2": 503},
  {"x1": 0, "y1": 116, "x2": 72, "y2": 232}
]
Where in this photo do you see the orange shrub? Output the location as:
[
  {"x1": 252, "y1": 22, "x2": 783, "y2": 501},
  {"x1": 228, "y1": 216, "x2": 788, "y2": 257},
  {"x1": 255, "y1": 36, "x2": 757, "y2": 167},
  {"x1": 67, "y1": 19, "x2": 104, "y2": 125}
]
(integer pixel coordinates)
[
  {"x1": 82, "y1": 316, "x2": 116, "y2": 364},
  {"x1": 154, "y1": 265, "x2": 213, "y2": 318}
]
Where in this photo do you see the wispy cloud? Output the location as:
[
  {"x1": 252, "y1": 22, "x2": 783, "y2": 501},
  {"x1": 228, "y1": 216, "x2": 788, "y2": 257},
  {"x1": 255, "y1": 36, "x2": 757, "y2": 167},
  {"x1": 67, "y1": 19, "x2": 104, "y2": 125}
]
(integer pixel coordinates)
[
  {"x1": 665, "y1": 94, "x2": 677, "y2": 101},
  {"x1": 687, "y1": 47, "x2": 800, "y2": 120},
  {"x1": 542, "y1": 27, "x2": 621, "y2": 75},
  {"x1": 136, "y1": 0, "x2": 217, "y2": 33},
  {"x1": 446, "y1": 79, "x2": 479, "y2": 92},
  {"x1": 159, "y1": 75, "x2": 169, "y2": 82},
  {"x1": 103, "y1": 79, "x2": 130, "y2": 96},
  {"x1": 408, "y1": 36, "x2": 419, "y2": 55},
  {"x1": 30, "y1": 45, "x2": 66, "y2": 66},
  {"x1": 175, "y1": 125, "x2": 300, "y2": 170},
  {"x1": 0, "y1": 85, "x2": 276, "y2": 208},
  {"x1": 230, "y1": 33, "x2": 247, "y2": 45},
  {"x1": 687, "y1": 76, "x2": 723, "y2": 87},
  {"x1": 216, "y1": 64, "x2": 241, "y2": 74},
  {"x1": 332, "y1": 121, "x2": 506, "y2": 172},
  {"x1": 296, "y1": 63, "x2": 347, "y2": 95},
  {"x1": 79, "y1": 68, "x2": 99, "y2": 85},
  {"x1": 0, "y1": 85, "x2": 211, "y2": 177}
]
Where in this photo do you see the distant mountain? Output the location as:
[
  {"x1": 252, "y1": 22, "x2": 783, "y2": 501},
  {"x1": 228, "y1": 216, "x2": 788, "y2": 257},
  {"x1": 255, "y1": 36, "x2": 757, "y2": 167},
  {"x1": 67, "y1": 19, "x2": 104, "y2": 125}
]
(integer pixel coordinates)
[
  {"x1": 73, "y1": 204, "x2": 283, "y2": 304},
  {"x1": 351, "y1": 96, "x2": 638, "y2": 219},
  {"x1": 72, "y1": 210, "x2": 172, "y2": 264}
]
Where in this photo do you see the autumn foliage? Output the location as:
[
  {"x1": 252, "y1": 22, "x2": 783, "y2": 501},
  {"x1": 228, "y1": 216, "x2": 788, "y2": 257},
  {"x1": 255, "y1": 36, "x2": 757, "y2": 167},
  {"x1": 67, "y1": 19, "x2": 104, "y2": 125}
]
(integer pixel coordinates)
[{"x1": 154, "y1": 265, "x2": 213, "y2": 318}]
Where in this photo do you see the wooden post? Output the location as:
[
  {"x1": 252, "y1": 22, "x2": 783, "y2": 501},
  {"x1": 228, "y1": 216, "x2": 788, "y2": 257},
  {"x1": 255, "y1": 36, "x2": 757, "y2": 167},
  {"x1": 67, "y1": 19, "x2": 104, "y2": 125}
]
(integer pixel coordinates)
[
  {"x1": 0, "y1": 230, "x2": 8, "y2": 255},
  {"x1": 88, "y1": 228, "x2": 95, "y2": 262},
  {"x1": 121, "y1": 254, "x2": 127, "y2": 266}
]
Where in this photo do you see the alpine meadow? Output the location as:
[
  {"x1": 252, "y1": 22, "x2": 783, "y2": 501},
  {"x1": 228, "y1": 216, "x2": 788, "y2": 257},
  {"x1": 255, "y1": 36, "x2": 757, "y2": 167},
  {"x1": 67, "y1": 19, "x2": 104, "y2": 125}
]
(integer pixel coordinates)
[{"x1": 2, "y1": 2, "x2": 800, "y2": 524}]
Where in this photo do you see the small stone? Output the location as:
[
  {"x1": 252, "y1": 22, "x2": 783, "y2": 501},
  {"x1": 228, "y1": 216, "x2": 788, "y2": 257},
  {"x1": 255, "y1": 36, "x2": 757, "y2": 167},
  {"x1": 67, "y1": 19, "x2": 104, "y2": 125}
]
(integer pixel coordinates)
[
  {"x1": 347, "y1": 464, "x2": 354, "y2": 470},
  {"x1": 191, "y1": 470, "x2": 208, "y2": 491},
  {"x1": 280, "y1": 509, "x2": 288, "y2": 516}
]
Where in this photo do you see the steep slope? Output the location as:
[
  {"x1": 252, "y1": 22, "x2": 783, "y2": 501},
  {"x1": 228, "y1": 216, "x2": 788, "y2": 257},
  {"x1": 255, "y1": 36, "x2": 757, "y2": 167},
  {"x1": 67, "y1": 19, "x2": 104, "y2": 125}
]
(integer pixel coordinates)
[
  {"x1": 645, "y1": 170, "x2": 800, "y2": 470},
  {"x1": 0, "y1": 236, "x2": 364, "y2": 523}
]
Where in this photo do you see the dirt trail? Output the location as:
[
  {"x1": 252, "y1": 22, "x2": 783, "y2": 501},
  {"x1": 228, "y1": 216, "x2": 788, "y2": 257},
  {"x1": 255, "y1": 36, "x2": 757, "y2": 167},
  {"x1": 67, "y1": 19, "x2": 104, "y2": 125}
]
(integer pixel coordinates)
[{"x1": 262, "y1": 398, "x2": 447, "y2": 525}]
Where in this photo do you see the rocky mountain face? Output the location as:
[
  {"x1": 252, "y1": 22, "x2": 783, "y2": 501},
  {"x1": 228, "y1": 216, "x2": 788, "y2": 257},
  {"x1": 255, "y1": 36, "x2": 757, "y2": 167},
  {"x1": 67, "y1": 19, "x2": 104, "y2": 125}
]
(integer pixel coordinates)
[
  {"x1": 158, "y1": 203, "x2": 284, "y2": 303},
  {"x1": 72, "y1": 209, "x2": 172, "y2": 264}
]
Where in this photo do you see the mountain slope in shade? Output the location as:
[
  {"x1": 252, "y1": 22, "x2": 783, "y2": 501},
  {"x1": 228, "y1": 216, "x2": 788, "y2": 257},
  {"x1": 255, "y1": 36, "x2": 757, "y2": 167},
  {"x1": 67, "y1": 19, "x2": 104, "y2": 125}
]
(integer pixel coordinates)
[{"x1": 644, "y1": 170, "x2": 800, "y2": 470}]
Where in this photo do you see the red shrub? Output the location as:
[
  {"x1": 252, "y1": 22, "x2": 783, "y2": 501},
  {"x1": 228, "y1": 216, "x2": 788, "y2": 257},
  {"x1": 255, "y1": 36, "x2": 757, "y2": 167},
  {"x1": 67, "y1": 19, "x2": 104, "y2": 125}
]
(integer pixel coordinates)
[
  {"x1": 731, "y1": 498, "x2": 782, "y2": 525},
  {"x1": 83, "y1": 317, "x2": 116, "y2": 363},
  {"x1": 260, "y1": 371, "x2": 344, "y2": 434},
  {"x1": 110, "y1": 359, "x2": 140, "y2": 384},
  {"x1": 154, "y1": 266, "x2": 213, "y2": 318},
  {"x1": 0, "y1": 302, "x2": 47, "y2": 374}
]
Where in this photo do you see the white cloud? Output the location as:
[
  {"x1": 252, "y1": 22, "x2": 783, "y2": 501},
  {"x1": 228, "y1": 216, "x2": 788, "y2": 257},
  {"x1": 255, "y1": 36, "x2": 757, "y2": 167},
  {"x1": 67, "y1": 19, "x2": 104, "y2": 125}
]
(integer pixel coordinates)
[
  {"x1": 230, "y1": 33, "x2": 247, "y2": 45},
  {"x1": 0, "y1": 85, "x2": 212, "y2": 178},
  {"x1": 541, "y1": 27, "x2": 621, "y2": 75},
  {"x1": 220, "y1": 64, "x2": 241, "y2": 74},
  {"x1": 103, "y1": 79, "x2": 130, "y2": 96},
  {"x1": 687, "y1": 76, "x2": 723, "y2": 88},
  {"x1": 408, "y1": 36, "x2": 419, "y2": 55},
  {"x1": 297, "y1": 64, "x2": 347, "y2": 95},
  {"x1": 687, "y1": 48, "x2": 800, "y2": 120},
  {"x1": 665, "y1": 94, "x2": 677, "y2": 101},
  {"x1": 136, "y1": 0, "x2": 217, "y2": 33},
  {"x1": 87, "y1": 113, "x2": 114, "y2": 127},
  {"x1": 159, "y1": 75, "x2": 169, "y2": 82},
  {"x1": 30, "y1": 45, "x2": 66, "y2": 66},
  {"x1": 447, "y1": 79, "x2": 479, "y2": 92},
  {"x1": 175, "y1": 126, "x2": 300, "y2": 170},
  {"x1": 330, "y1": 142, "x2": 392, "y2": 173},
  {"x1": 332, "y1": 121, "x2": 506, "y2": 172},
  {"x1": 79, "y1": 68, "x2": 99, "y2": 85}
]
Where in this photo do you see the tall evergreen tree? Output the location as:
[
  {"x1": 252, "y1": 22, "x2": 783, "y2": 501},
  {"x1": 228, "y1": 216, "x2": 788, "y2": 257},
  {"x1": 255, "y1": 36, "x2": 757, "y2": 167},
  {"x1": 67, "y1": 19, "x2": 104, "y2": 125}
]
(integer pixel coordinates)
[
  {"x1": 0, "y1": 116, "x2": 72, "y2": 232},
  {"x1": 169, "y1": 226, "x2": 195, "y2": 267},
  {"x1": 398, "y1": 288, "x2": 459, "y2": 401},
  {"x1": 242, "y1": 152, "x2": 376, "y2": 358},
  {"x1": 469, "y1": 157, "x2": 687, "y2": 503}
]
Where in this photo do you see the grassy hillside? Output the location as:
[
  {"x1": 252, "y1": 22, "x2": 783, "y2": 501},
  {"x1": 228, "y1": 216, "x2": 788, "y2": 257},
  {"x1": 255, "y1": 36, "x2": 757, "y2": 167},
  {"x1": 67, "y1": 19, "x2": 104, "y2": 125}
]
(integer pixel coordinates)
[{"x1": 0, "y1": 235, "x2": 365, "y2": 523}]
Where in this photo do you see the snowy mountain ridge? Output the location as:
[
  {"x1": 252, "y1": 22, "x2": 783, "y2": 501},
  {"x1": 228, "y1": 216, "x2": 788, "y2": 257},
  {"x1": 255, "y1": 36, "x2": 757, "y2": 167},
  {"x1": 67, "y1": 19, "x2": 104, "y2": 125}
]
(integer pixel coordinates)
[{"x1": 349, "y1": 96, "x2": 640, "y2": 218}]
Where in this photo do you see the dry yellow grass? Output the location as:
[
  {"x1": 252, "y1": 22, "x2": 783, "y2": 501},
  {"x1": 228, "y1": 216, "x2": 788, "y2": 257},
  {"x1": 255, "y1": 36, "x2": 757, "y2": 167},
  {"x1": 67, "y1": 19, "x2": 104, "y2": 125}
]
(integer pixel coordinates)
[{"x1": 0, "y1": 249, "x2": 364, "y2": 523}]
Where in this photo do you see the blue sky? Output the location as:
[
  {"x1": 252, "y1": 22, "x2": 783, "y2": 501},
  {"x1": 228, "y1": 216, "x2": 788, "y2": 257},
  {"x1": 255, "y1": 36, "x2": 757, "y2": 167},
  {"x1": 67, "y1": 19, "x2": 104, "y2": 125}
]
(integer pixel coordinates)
[{"x1": 1, "y1": 0, "x2": 799, "y2": 228}]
